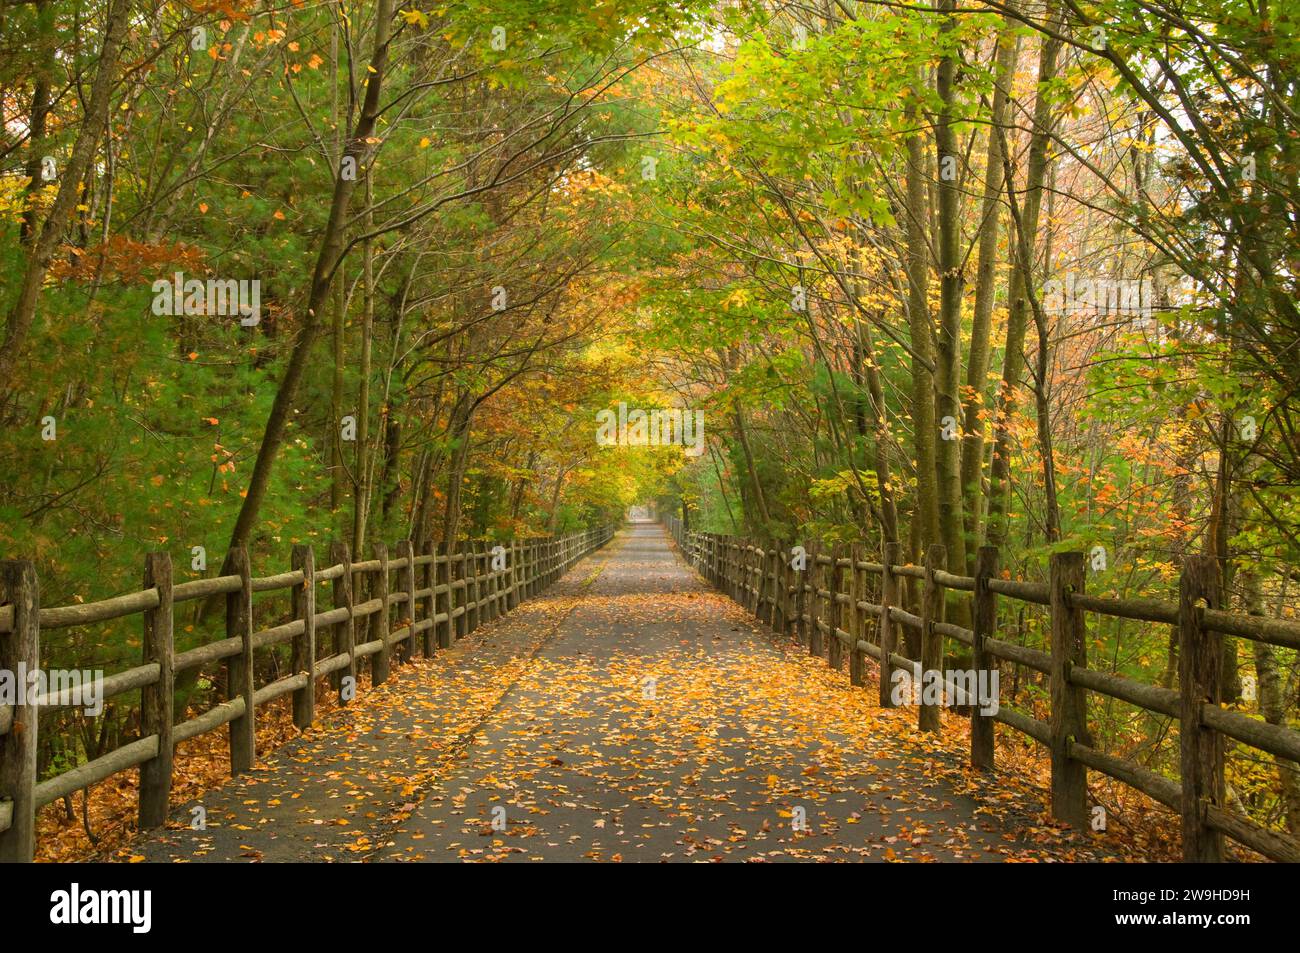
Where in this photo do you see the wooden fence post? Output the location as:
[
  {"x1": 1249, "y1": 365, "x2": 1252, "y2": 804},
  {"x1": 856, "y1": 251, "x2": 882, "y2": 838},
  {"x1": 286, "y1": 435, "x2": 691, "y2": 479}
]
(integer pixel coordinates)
[
  {"x1": 1049, "y1": 551, "x2": 1088, "y2": 827},
  {"x1": 487, "y1": 543, "x2": 499, "y2": 620},
  {"x1": 920, "y1": 543, "x2": 945, "y2": 733},
  {"x1": 748, "y1": 543, "x2": 759, "y2": 608},
  {"x1": 371, "y1": 542, "x2": 391, "y2": 686},
  {"x1": 476, "y1": 544, "x2": 488, "y2": 624},
  {"x1": 971, "y1": 545, "x2": 998, "y2": 770},
  {"x1": 1179, "y1": 554, "x2": 1224, "y2": 862},
  {"x1": 772, "y1": 543, "x2": 787, "y2": 634},
  {"x1": 504, "y1": 540, "x2": 513, "y2": 611},
  {"x1": 725, "y1": 537, "x2": 735, "y2": 593},
  {"x1": 454, "y1": 544, "x2": 468, "y2": 640},
  {"x1": 291, "y1": 544, "x2": 315, "y2": 728},
  {"x1": 758, "y1": 543, "x2": 770, "y2": 626},
  {"x1": 734, "y1": 538, "x2": 743, "y2": 602},
  {"x1": 849, "y1": 545, "x2": 866, "y2": 686},
  {"x1": 743, "y1": 540, "x2": 754, "y2": 611},
  {"x1": 738, "y1": 538, "x2": 748, "y2": 598},
  {"x1": 398, "y1": 540, "x2": 417, "y2": 664},
  {"x1": 808, "y1": 542, "x2": 823, "y2": 656},
  {"x1": 139, "y1": 552, "x2": 174, "y2": 829},
  {"x1": 790, "y1": 538, "x2": 800, "y2": 642},
  {"x1": 508, "y1": 540, "x2": 520, "y2": 611},
  {"x1": 423, "y1": 542, "x2": 437, "y2": 653},
  {"x1": 434, "y1": 542, "x2": 451, "y2": 650},
  {"x1": 829, "y1": 544, "x2": 846, "y2": 671},
  {"x1": 462, "y1": 543, "x2": 474, "y2": 633},
  {"x1": 224, "y1": 547, "x2": 255, "y2": 775},
  {"x1": 330, "y1": 541, "x2": 356, "y2": 703},
  {"x1": 879, "y1": 541, "x2": 901, "y2": 708},
  {"x1": 520, "y1": 538, "x2": 528, "y2": 600},
  {"x1": 485, "y1": 543, "x2": 498, "y2": 623},
  {"x1": 496, "y1": 542, "x2": 506, "y2": 617},
  {"x1": 479, "y1": 542, "x2": 489, "y2": 624},
  {"x1": 0, "y1": 560, "x2": 39, "y2": 862},
  {"x1": 763, "y1": 545, "x2": 777, "y2": 629},
  {"x1": 467, "y1": 543, "x2": 481, "y2": 633},
  {"x1": 484, "y1": 542, "x2": 494, "y2": 619},
  {"x1": 722, "y1": 537, "x2": 732, "y2": 597}
]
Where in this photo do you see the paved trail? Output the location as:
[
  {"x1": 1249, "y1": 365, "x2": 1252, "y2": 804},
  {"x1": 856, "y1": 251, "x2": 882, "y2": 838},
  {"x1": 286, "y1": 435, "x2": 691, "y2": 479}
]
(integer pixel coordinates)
[{"x1": 121, "y1": 523, "x2": 1111, "y2": 863}]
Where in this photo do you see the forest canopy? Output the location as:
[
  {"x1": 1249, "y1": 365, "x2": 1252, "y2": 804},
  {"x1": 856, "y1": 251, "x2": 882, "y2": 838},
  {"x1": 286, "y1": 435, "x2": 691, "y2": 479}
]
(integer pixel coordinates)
[{"x1": 1, "y1": 0, "x2": 1298, "y2": 850}]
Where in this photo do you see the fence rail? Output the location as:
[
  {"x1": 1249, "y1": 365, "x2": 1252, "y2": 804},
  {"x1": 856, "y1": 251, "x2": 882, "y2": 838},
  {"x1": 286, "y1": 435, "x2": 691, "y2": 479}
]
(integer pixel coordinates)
[
  {"x1": 666, "y1": 517, "x2": 1300, "y2": 863},
  {"x1": 0, "y1": 525, "x2": 615, "y2": 862}
]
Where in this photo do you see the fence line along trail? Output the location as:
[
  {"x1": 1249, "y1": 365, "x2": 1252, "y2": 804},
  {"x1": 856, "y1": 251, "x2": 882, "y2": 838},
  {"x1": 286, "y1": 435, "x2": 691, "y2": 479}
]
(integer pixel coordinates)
[
  {"x1": 114, "y1": 523, "x2": 1111, "y2": 864},
  {"x1": 4, "y1": 2, "x2": 1298, "y2": 874}
]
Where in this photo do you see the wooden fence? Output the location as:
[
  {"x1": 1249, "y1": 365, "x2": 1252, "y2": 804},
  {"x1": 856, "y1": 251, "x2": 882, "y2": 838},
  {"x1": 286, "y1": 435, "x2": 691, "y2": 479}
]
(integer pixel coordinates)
[
  {"x1": 666, "y1": 518, "x2": 1300, "y2": 863},
  {"x1": 0, "y1": 525, "x2": 615, "y2": 862}
]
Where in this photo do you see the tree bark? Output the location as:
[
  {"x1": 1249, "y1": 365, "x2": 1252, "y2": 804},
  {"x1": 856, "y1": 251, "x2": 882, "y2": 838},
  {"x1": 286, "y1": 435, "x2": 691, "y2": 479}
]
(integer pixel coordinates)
[
  {"x1": 1, "y1": 0, "x2": 131, "y2": 389},
  {"x1": 985, "y1": 10, "x2": 1062, "y2": 551},
  {"x1": 227, "y1": 0, "x2": 397, "y2": 550},
  {"x1": 961, "y1": 19, "x2": 1019, "y2": 570},
  {"x1": 904, "y1": 121, "x2": 941, "y2": 552},
  {"x1": 933, "y1": 0, "x2": 969, "y2": 622}
]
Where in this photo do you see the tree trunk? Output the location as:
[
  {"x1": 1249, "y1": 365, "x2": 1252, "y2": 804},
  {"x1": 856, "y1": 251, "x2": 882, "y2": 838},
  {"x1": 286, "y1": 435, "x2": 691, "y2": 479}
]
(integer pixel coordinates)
[
  {"x1": 904, "y1": 121, "x2": 941, "y2": 552},
  {"x1": 227, "y1": 0, "x2": 397, "y2": 550},
  {"x1": 961, "y1": 19, "x2": 1019, "y2": 570},
  {"x1": 1, "y1": 0, "x2": 131, "y2": 388},
  {"x1": 933, "y1": 0, "x2": 969, "y2": 622},
  {"x1": 985, "y1": 10, "x2": 1062, "y2": 551},
  {"x1": 351, "y1": 178, "x2": 377, "y2": 555},
  {"x1": 19, "y1": 1, "x2": 55, "y2": 246},
  {"x1": 441, "y1": 392, "x2": 474, "y2": 544}
]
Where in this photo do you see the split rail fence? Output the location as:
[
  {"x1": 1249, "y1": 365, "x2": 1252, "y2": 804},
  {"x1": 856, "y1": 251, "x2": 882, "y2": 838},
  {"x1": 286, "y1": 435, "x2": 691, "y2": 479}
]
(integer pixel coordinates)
[
  {"x1": 667, "y1": 518, "x2": 1300, "y2": 863},
  {"x1": 0, "y1": 525, "x2": 614, "y2": 862}
]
